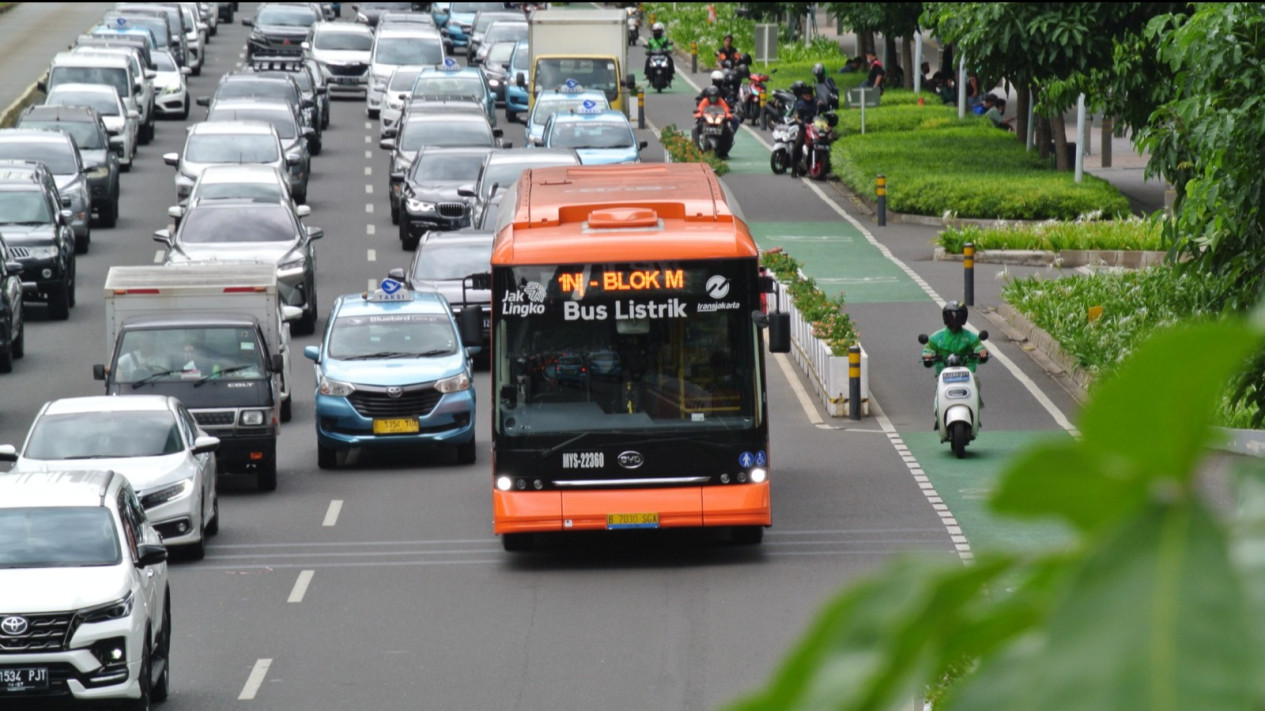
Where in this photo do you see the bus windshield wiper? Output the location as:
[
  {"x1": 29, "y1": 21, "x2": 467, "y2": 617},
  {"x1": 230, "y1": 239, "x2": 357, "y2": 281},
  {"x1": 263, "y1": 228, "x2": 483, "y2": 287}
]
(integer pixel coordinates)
[
  {"x1": 538, "y1": 432, "x2": 592, "y2": 460},
  {"x1": 193, "y1": 365, "x2": 259, "y2": 387},
  {"x1": 130, "y1": 369, "x2": 178, "y2": 388}
]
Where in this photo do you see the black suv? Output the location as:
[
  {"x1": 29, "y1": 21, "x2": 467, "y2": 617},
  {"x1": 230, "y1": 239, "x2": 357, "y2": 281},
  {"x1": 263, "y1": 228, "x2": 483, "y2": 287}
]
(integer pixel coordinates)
[
  {"x1": 0, "y1": 165, "x2": 77, "y2": 320},
  {"x1": 396, "y1": 145, "x2": 495, "y2": 249},
  {"x1": 243, "y1": 3, "x2": 320, "y2": 60},
  {"x1": 16, "y1": 105, "x2": 122, "y2": 228},
  {"x1": 0, "y1": 239, "x2": 24, "y2": 372}
]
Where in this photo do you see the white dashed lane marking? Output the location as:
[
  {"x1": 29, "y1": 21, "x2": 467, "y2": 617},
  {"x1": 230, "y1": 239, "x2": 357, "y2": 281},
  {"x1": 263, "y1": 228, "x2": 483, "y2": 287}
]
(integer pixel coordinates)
[
  {"x1": 322, "y1": 500, "x2": 343, "y2": 527},
  {"x1": 237, "y1": 659, "x2": 272, "y2": 700}
]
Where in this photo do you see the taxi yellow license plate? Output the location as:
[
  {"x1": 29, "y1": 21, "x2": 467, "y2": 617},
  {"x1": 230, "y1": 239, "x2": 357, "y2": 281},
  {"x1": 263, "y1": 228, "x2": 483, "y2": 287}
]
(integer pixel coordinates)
[
  {"x1": 373, "y1": 418, "x2": 419, "y2": 434},
  {"x1": 606, "y1": 513, "x2": 659, "y2": 530}
]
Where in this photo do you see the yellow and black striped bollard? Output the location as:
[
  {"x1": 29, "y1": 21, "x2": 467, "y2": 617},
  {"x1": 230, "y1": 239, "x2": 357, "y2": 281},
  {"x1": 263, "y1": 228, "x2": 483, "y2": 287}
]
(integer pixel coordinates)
[
  {"x1": 876, "y1": 174, "x2": 887, "y2": 227},
  {"x1": 963, "y1": 241, "x2": 975, "y2": 306},
  {"x1": 849, "y1": 345, "x2": 862, "y2": 420}
]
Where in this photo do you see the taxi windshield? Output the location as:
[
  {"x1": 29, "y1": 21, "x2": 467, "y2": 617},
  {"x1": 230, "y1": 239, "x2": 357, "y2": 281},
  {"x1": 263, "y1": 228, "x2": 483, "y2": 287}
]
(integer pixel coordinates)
[
  {"x1": 548, "y1": 120, "x2": 633, "y2": 149},
  {"x1": 328, "y1": 312, "x2": 457, "y2": 359},
  {"x1": 412, "y1": 74, "x2": 483, "y2": 99},
  {"x1": 530, "y1": 97, "x2": 603, "y2": 129}
]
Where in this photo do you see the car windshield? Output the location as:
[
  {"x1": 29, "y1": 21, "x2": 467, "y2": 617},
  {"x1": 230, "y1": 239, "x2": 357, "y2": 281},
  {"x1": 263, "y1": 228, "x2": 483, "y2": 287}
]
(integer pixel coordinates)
[
  {"x1": 328, "y1": 312, "x2": 457, "y2": 359},
  {"x1": 208, "y1": 108, "x2": 296, "y2": 139},
  {"x1": 413, "y1": 241, "x2": 491, "y2": 280},
  {"x1": 153, "y1": 50, "x2": 177, "y2": 71},
  {"x1": 412, "y1": 74, "x2": 482, "y2": 99},
  {"x1": 0, "y1": 508, "x2": 122, "y2": 568},
  {"x1": 361, "y1": 1, "x2": 415, "y2": 9},
  {"x1": 486, "y1": 42, "x2": 515, "y2": 65},
  {"x1": 48, "y1": 66, "x2": 129, "y2": 97},
  {"x1": 25, "y1": 411, "x2": 182, "y2": 459},
  {"x1": 401, "y1": 119, "x2": 490, "y2": 150},
  {"x1": 0, "y1": 142, "x2": 76, "y2": 174},
  {"x1": 0, "y1": 191, "x2": 52, "y2": 224},
  {"x1": 21, "y1": 120, "x2": 103, "y2": 150},
  {"x1": 530, "y1": 97, "x2": 603, "y2": 128},
  {"x1": 215, "y1": 80, "x2": 295, "y2": 104},
  {"x1": 373, "y1": 37, "x2": 444, "y2": 66},
  {"x1": 388, "y1": 67, "x2": 423, "y2": 92},
  {"x1": 105, "y1": 15, "x2": 169, "y2": 44},
  {"x1": 197, "y1": 181, "x2": 284, "y2": 201},
  {"x1": 184, "y1": 133, "x2": 279, "y2": 163},
  {"x1": 483, "y1": 23, "x2": 527, "y2": 45},
  {"x1": 414, "y1": 153, "x2": 483, "y2": 181},
  {"x1": 47, "y1": 90, "x2": 120, "y2": 117},
  {"x1": 475, "y1": 14, "x2": 519, "y2": 33},
  {"x1": 179, "y1": 205, "x2": 295, "y2": 243},
  {"x1": 257, "y1": 6, "x2": 318, "y2": 26},
  {"x1": 549, "y1": 120, "x2": 634, "y2": 149},
  {"x1": 113, "y1": 327, "x2": 267, "y2": 383},
  {"x1": 314, "y1": 31, "x2": 373, "y2": 51},
  {"x1": 451, "y1": 2, "x2": 504, "y2": 13}
]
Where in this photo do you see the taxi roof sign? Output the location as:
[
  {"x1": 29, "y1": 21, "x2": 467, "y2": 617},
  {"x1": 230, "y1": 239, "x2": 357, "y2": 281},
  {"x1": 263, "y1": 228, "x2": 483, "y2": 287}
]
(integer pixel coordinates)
[
  {"x1": 576, "y1": 98, "x2": 602, "y2": 115},
  {"x1": 441, "y1": 57, "x2": 460, "y2": 71},
  {"x1": 115, "y1": 17, "x2": 127, "y2": 27},
  {"x1": 558, "y1": 78, "x2": 584, "y2": 93},
  {"x1": 367, "y1": 277, "x2": 413, "y2": 302}
]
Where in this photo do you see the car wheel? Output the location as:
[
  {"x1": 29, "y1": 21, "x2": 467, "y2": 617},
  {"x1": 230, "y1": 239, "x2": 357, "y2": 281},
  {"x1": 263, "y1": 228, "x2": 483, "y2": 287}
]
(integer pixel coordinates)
[
  {"x1": 151, "y1": 595, "x2": 170, "y2": 702},
  {"x1": 123, "y1": 636, "x2": 152, "y2": 710},
  {"x1": 317, "y1": 444, "x2": 336, "y2": 470},
  {"x1": 280, "y1": 394, "x2": 292, "y2": 423},
  {"x1": 101, "y1": 193, "x2": 119, "y2": 228},
  {"x1": 295, "y1": 188, "x2": 307, "y2": 205},
  {"x1": 310, "y1": 139, "x2": 322, "y2": 156},
  {"x1": 140, "y1": 121, "x2": 153, "y2": 145},
  {"x1": 368, "y1": 108, "x2": 380, "y2": 119},
  {"x1": 47, "y1": 285, "x2": 70, "y2": 321},
  {"x1": 185, "y1": 527, "x2": 206, "y2": 561},
  {"x1": 257, "y1": 461, "x2": 277, "y2": 492},
  {"x1": 400, "y1": 220, "x2": 418, "y2": 250},
  {"x1": 0, "y1": 341, "x2": 12, "y2": 374},
  {"x1": 66, "y1": 262, "x2": 76, "y2": 307},
  {"x1": 121, "y1": 158, "x2": 132, "y2": 173},
  {"x1": 390, "y1": 197, "x2": 399, "y2": 225},
  {"x1": 192, "y1": 64, "x2": 202, "y2": 77},
  {"x1": 456, "y1": 435, "x2": 476, "y2": 464},
  {"x1": 205, "y1": 491, "x2": 219, "y2": 536},
  {"x1": 179, "y1": 98, "x2": 190, "y2": 121},
  {"x1": 11, "y1": 319, "x2": 23, "y2": 360}
]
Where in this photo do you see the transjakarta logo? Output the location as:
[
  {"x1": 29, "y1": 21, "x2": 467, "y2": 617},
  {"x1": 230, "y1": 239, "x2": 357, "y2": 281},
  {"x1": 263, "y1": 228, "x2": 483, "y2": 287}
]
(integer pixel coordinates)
[
  {"x1": 698, "y1": 274, "x2": 741, "y2": 312},
  {"x1": 501, "y1": 281, "x2": 546, "y2": 316}
]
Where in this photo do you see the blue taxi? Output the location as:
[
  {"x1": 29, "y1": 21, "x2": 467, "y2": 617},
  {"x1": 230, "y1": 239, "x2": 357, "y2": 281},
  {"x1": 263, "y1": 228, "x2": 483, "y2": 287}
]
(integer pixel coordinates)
[
  {"x1": 541, "y1": 105, "x2": 645, "y2": 165},
  {"x1": 304, "y1": 279, "x2": 483, "y2": 468},
  {"x1": 523, "y1": 80, "x2": 609, "y2": 147},
  {"x1": 505, "y1": 40, "x2": 530, "y2": 123},
  {"x1": 414, "y1": 58, "x2": 497, "y2": 128}
]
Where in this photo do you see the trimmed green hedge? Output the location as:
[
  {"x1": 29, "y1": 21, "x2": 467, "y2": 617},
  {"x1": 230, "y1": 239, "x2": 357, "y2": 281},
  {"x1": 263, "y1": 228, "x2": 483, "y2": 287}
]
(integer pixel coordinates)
[
  {"x1": 761, "y1": 249, "x2": 858, "y2": 354},
  {"x1": 938, "y1": 217, "x2": 1164, "y2": 253},
  {"x1": 833, "y1": 123, "x2": 1131, "y2": 220},
  {"x1": 660, "y1": 123, "x2": 729, "y2": 175}
]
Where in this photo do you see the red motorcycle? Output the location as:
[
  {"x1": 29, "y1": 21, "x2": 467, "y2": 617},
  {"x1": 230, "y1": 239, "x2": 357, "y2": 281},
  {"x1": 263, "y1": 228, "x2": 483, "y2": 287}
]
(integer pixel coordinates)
[
  {"x1": 739, "y1": 68, "x2": 775, "y2": 125},
  {"x1": 801, "y1": 112, "x2": 838, "y2": 180}
]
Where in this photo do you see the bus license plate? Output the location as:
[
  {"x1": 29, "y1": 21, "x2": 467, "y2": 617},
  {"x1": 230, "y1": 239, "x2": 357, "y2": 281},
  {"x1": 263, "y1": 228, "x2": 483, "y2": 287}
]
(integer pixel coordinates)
[
  {"x1": 2, "y1": 667, "x2": 49, "y2": 693},
  {"x1": 373, "y1": 418, "x2": 419, "y2": 434},
  {"x1": 607, "y1": 513, "x2": 659, "y2": 530}
]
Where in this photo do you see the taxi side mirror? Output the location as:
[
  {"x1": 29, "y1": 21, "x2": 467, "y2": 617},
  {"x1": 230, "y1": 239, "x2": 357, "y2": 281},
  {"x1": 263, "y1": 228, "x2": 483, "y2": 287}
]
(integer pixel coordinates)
[
  {"x1": 304, "y1": 345, "x2": 320, "y2": 362},
  {"x1": 387, "y1": 268, "x2": 405, "y2": 281}
]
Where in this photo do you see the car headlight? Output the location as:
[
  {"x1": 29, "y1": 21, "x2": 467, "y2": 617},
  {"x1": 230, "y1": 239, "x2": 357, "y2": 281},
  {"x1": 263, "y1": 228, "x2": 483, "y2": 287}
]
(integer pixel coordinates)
[
  {"x1": 371, "y1": 73, "x2": 387, "y2": 88},
  {"x1": 140, "y1": 479, "x2": 194, "y2": 509},
  {"x1": 86, "y1": 164, "x2": 110, "y2": 179},
  {"x1": 318, "y1": 375, "x2": 355, "y2": 397},
  {"x1": 25, "y1": 245, "x2": 58, "y2": 259},
  {"x1": 240, "y1": 410, "x2": 267, "y2": 426},
  {"x1": 160, "y1": 83, "x2": 180, "y2": 96},
  {"x1": 406, "y1": 197, "x2": 435, "y2": 213},
  {"x1": 435, "y1": 372, "x2": 471, "y2": 393},
  {"x1": 81, "y1": 592, "x2": 135, "y2": 624},
  {"x1": 357, "y1": 12, "x2": 368, "y2": 22},
  {"x1": 276, "y1": 256, "x2": 306, "y2": 277},
  {"x1": 488, "y1": 78, "x2": 501, "y2": 87}
]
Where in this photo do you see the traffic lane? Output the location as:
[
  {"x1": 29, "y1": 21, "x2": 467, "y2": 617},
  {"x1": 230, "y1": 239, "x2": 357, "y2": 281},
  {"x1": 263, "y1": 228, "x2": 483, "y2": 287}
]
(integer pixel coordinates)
[{"x1": 0, "y1": 2, "x2": 115, "y2": 110}]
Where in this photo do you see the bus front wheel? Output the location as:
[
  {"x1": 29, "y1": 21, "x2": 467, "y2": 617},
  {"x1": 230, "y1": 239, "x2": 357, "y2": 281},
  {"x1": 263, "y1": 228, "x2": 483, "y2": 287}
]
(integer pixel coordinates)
[
  {"x1": 732, "y1": 526, "x2": 764, "y2": 545},
  {"x1": 502, "y1": 533, "x2": 534, "y2": 552}
]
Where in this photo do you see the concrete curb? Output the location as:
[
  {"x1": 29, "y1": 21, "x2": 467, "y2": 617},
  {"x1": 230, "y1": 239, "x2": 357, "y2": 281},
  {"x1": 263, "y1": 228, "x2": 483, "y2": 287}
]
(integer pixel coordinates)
[
  {"x1": 0, "y1": 4, "x2": 21, "y2": 18},
  {"x1": 0, "y1": 81, "x2": 43, "y2": 129},
  {"x1": 932, "y1": 246, "x2": 1168, "y2": 268}
]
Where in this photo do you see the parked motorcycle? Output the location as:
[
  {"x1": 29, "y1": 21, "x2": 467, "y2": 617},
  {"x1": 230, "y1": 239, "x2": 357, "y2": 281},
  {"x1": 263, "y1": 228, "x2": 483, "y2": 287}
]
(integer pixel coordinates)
[
  {"x1": 646, "y1": 49, "x2": 674, "y2": 92},
  {"x1": 802, "y1": 111, "x2": 838, "y2": 180},
  {"x1": 919, "y1": 331, "x2": 989, "y2": 458},
  {"x1": 769, "y1": 118, "x2": 797, "y2": 175},
  {"x1": 764, "y1": 88, "x2": 794, "y2": 128},
  {"x1": 739, "y1": 68, "x2": 775, "y2": 125},
  {"x1": 694, "y1": 104, "x2": 734, "y2": 158},
  {"x1": 625, "y1": 8, "x2": 640, "y2": 46}
]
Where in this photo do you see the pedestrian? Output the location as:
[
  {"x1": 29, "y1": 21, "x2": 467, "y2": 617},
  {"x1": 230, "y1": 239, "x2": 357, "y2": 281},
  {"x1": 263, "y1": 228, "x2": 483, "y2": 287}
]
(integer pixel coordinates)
[
  {"x1": 716, "y1": 33, "x2": 741, "y2": 68},
  {"x1": 863, "y1": 51, "x2": 886, "y2": 92}
]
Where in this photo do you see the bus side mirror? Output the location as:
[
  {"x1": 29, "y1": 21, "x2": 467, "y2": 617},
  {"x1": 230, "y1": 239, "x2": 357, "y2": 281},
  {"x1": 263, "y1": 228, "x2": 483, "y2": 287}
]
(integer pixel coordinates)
[
  {"x1": 460, "y1": 305, "x2": 483, "y2": 347},
  {"x1": 468, "y1": 272, "x2": 491, "y2": 290},
  {"x1": 767, "y1": 312, "x2": 790, "y2": 353}
]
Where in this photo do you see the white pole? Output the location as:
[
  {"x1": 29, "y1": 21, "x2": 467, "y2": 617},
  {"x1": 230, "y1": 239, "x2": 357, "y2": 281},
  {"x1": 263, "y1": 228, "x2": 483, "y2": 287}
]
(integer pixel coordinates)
[
  {"x1": 914, "y1": 33, "x2": 922, "y2": 94},
  {"x1": 1075, "y1": 93, "x2": 1086, "y2": 182},
  {"x1": 1026, "y1": 89, "x2": 1035, "y2": 151},
  {"x1": 957, "y1": 55, "x2": 966, "y2": 119},
  {"x1": 861, "y1": 98, "x2": 866, "y2": 134}
]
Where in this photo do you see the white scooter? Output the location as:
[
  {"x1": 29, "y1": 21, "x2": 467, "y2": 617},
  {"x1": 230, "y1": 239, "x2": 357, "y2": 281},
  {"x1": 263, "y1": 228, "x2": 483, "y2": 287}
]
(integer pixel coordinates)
[{"x1": 918, "y1": 331, "x2": 988, "y2": 458}]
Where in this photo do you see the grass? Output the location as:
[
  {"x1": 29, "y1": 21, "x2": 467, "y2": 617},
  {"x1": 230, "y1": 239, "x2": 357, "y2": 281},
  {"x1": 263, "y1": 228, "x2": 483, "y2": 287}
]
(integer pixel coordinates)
[
  {"x1": 643, "y1": 2, "x2": 846, "y2": 71},
  {"x1": 938, "y1": 216, "x2": 1165, "y2": 253},
  {"x1": 834, "y1": 123, "x2": 1131, "y2": 220}
]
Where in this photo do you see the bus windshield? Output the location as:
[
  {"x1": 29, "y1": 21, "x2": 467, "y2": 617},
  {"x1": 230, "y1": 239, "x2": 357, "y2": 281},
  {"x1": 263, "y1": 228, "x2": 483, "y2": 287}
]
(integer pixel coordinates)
[{"x1": 493, "y1": 261, "x2": 759, "y2": 438}]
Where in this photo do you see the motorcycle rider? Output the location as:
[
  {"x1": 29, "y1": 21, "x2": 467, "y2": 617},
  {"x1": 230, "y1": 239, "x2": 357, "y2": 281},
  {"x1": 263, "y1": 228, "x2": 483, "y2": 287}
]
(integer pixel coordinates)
[
  {"x1": 812, "y1": 62, "x2": 840, "y2": 110},
  {"x1": 789, "y1": 80, "x2": 818, "y2": 177},
  {"x1": 922, "y1": 301, "x2": 989, "y2": 427},
  {"x1": 694, "y1": 84, "x2": 734, "y2": 157},
  {"x1": 644, "y1": 21, "x2": 675, "y2": 85}
]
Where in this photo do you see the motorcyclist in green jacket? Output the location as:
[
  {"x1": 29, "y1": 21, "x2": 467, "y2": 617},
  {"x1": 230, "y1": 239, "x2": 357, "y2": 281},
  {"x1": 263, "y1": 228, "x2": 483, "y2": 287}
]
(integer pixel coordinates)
[
  {"x1": 923, "y1": 301, "x2": 988, "y2": 427},
  {"x1": 645, "y1": 22, "x2": 675, "y2": 82}
]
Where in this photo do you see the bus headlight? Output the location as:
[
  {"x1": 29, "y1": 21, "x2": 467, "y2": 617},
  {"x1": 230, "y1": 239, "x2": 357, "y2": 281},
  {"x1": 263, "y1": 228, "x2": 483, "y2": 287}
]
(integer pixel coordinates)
[
  {"x1": 750, "y1": 468, "x2": 767, "y2": 483},
  {"x1": 496, "y1": 476, "x2": 512, "y2": 491}
]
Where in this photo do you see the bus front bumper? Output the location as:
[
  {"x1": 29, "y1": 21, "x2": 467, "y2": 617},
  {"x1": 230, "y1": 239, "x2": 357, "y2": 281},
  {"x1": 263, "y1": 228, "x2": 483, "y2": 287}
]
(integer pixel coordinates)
[{"x1": 492, "y1": 482, "x2": 770, "y2": 534}]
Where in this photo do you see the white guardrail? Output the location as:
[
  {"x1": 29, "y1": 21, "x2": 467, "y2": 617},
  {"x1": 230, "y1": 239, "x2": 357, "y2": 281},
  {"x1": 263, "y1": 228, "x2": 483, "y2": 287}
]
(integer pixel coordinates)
[{"x1": 770, "y1": 275, "x2": 870, "y2": 417}]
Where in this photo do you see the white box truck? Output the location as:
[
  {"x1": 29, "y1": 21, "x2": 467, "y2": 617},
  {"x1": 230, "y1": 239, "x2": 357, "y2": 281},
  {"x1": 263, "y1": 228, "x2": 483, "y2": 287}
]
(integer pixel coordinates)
[
  {"x1": 93, "y1": 264, "x2": 301, "y2": 491},
  {"x1": 523, "y1": 9, "x2": 634, "y2": 111}
]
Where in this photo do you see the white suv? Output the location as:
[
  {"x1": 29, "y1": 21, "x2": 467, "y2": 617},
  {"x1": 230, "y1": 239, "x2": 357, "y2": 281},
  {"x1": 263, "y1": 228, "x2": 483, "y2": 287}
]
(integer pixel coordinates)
[{"x1": 0, "y1": 470, "x2": 171, "y2": 708}]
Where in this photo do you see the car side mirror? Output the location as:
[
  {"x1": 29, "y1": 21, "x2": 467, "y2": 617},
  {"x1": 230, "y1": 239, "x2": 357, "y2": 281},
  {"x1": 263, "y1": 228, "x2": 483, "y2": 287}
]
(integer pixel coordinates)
[
  {"x1": 241, "y1": 17, "x2": 254, "y2": 26},
  {"x1": 302, "y1": 126, "x2": 316, "y2": 139},
  {"x1": 303, "y1": 345, "x2": 320, "y2": 361},
  {"x1": 167, "y1": 205, "x2": 184, "y2": 220},
  {"x1": 163, "y1": 152, "x2": 180, "y2": 167},
  {"x1": 296, "y1": 204, "x2": 311, "y2": 218},
  {"x1": 978, "y1": 330, "x2": 989, "y2": 341},
  {"x1": 137, "y1": 543, "x2": 168, "y2": 568},
  {"x1": 127, "y1": 109, "x2": 140, "y2": 119},
  {"x1": 459, "y1": 305, "x2": 483, "y2": 347},
  {"x1": 302, "y1": 98, "x2": 315, "y2": 109},
  {"x1": 153, "y1": 229, "x2": 171, "y2": 244},
  {"x1": 379, "y1": 138, "x2": 396, "y2": 151},
  {"x1": 638, "y1": 140, "x2": 648, "y2": 150},
  {"x1": 180, "y1": 66, "x2": 192, "y2": 76},
  {"x1": 282, "y1": 305, "x2": 303, "y2": 322},
  {"x1": 37, "y1": 79, "x2": 47, "y2": 93},
  {"x1": 60, "y1": 209, "x2": 74, "y2": 224},
  {"x1": 133, "y1": 81, "x2": 144, "y2": 93},
  {"x1": 306, "y1": 226, "x2": 324, "y2": 240},
  {"x1": 301, "y1": 41, "x2": 311, "y2": 50},
  {"x1": 93, "y1": 363, "x2": 106, "y2": 381},
  {"x1": 387, "y1": 268, "x2": 405, "y2": 282},
  {"x1": 195, "y1": 96, "x2": 210, "y2": 107},
  {"x1": 493, "y1": 128, "x2": 503, "y2": 138},
  {"x1": 767, "y1": 311, "x2": 790, "y2": 353},
  {"x1": 270, "y1": 353, "x2": 285, "y2": 373},
  {"x1": 515, "y1": 72, "x2": 525, "y2": 88},
  {"x1": 286, "y1": 154, "x2": 302, "y2": 166},
  {"x1": 0, "y1": 444, "x2": 16, "y2": 462},
  {"x1": 191, "y1": 435, "x2": 220, "y2": 455},
  {"x1": 145, "y1": 69, "x2": 158, "y2": 80},
  {"x1": 501, "y1": 141, "x2": 512, "y2": 149},
  {"x1": 3, "y1": 261, "x2": 21, "y2": 275}
]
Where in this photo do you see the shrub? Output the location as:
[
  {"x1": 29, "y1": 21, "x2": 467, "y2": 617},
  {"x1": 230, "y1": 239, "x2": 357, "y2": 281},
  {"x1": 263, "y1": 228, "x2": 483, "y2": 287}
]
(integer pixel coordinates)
[
  {"x1": 660, "y1": 123, "x2": 729, "y2": 176},
  {"x1": 937, "y1": 217, "x2": 1165, "y2": 253},
  {"x1": 833, "y1": 124, "x2": 1131, "y2": 220},
  {"x1": 760, "y1": 249, "x2": 858, "y2": 355},
  {"x1": 643, "y1": 3, "x2": 846, "y2": 70}
]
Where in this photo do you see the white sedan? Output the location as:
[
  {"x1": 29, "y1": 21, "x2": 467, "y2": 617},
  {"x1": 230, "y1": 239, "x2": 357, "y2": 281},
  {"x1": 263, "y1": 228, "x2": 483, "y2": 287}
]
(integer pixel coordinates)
[{"x1": 0, "y1": 395, "x2": 221, "y2": 559}]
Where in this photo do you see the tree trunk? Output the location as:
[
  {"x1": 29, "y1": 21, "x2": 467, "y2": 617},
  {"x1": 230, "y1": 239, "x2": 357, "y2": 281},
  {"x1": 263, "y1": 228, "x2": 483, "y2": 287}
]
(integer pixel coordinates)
[
  {"x1": 1036, "y1": 115, "x2": 1051, "y2": 160},
  {"x1": 901, "y1": 37, "x2": 914, "y2": 90},
  {"x1": 884, "y1": 35, "x2": 900, "y2": 84},
  {"x1": 1014, "y1": 83, "x2": 1030, "y2": 147},
  {"x1": 858, "y1": 32, "x2": 875, "y2": 58},
  {"x1": 1052, "y1": 111, "x2": 1069, "y2": 171},
  {"x1": 940, "y1": 43, "x2": 954, "y2": 77}
]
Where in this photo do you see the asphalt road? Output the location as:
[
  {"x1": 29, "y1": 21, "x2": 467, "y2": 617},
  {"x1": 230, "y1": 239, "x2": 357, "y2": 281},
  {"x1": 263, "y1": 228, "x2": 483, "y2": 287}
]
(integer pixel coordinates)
[{"x1": 0, "y1": 6, "x2": 1005, "y2": 710}]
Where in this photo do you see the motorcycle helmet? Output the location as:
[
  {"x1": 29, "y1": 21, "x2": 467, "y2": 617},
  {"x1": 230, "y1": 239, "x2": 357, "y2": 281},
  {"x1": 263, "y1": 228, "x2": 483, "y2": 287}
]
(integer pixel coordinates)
[
  {"x1": 812, "y1": 62, "x2": 826, "y2": 81},
  {"x1": 942, "y1": 301, "x2": 968, "y2": 331},
  {"x1": 703, "y1": 85, "x2": 721, "y2": 101},
  {"x1": 741, "y1": 52, "x2": 753, "y2": 66},
  {"x1": 736, "y1": 63, "x2": 749, "y2": 79},
  {"x1": 789, "y1": 80, "x2": 808, "y2": 97},
  {"x1": 711, "y1": 70, "x2": 725, "y2": 87},
  {"x1": 651, "y1": 21, "x2": 664, "y2": 38}
]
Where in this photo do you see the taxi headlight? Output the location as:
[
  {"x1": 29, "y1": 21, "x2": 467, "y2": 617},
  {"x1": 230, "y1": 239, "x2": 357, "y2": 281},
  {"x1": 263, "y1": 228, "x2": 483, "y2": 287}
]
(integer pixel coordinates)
[
  {"x1": 140, "y1": 479, "x2": 194, "y2": 509},
  {"x1": 319, "y1": 375, "x2": 356, "y2": 397},
  {"x1": 434, "y1": 372, "x2": 470, "y2": 393},
  {"x1": 240, "y1": 410, "x2": 267, "y2": 426}
]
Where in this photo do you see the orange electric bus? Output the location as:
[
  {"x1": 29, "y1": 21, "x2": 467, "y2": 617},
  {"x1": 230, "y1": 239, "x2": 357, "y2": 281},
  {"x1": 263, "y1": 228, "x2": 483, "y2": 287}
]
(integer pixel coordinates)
[{"x1": 487, "y1": 163, "x2": 790, "y2": 551}]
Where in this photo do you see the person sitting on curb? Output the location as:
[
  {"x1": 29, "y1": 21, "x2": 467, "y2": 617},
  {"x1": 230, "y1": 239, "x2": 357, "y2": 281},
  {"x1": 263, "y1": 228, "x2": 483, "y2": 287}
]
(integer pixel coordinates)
[{"x1": 982, "y1": 94, "x2": 1014, "y2": 131}]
